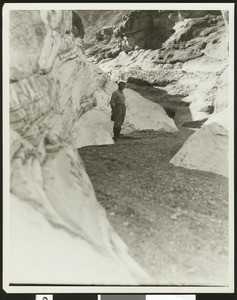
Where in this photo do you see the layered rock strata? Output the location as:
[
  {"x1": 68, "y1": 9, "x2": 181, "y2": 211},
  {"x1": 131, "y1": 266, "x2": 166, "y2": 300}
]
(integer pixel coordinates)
[
  {"x1": 79, "y1": 10, "x2": 222, "y2": 63},
  {"x1": 85, "y1": 10, "x2": 229, "y2": 176},
  {"x1": 97, "y1": 12, "x2": 228, "y2": 126},
  {"x1": 9, "y1": 10, "x2": 156, "y2": 285}
]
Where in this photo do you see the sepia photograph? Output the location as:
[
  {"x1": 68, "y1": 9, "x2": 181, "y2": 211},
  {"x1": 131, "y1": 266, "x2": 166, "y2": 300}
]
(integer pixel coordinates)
[{"x1": 3, "y1": 2, "x2": 234, "y2": 294}]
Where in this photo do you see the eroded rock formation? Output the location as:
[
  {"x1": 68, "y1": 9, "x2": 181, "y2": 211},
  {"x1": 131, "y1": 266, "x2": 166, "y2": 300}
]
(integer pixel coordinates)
[
  {"x1": 9, "y1": 9, "x2": 156, "y2": 284},
  {"x1": 79, "y1": 10, "x2": 222, "y2": 62},
  {"x1": 96, "y1": 12, "x2": 228, "y2": 125},
  {"x1": 73, "y1": 81, "x2": 177, "y2": 148},
  {"x1": 8, "y1": 8, "x2": 230, "y2": 286},
  {"x1": 81, "y1": 9, "x2": 229, "y2": 177},
  {"x1": 170, "y1": 109, "x2": 228, "y2": 177}
]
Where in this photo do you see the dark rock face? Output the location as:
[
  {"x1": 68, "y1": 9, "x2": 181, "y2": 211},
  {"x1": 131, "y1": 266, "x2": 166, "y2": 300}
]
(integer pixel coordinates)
[
  {"x1": 72, "y1": 11, "x2": 84, "y2": 38},
  {"x1": 117, "y1": 10, "x2": 221, "y2": 50},
  {"x1": 117, "y1": 10, "x2": 178, "y2": 49},
  {"x1": 127, "y1": 77, "x2": 152, "y2": 86},
  {"x1": 80, "y1": 10, "x2": 222, "y2": 62},
  {"x1": 95, "y1": 25, "x2": 115, "y2": 43},
  {"x1": 118, "y1": 11, "x2": 223, "y2": 62}
]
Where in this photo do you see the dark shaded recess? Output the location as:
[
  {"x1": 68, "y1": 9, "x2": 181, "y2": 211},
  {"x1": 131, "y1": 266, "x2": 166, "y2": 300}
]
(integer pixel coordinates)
[
  {"x1": 10, "y1": 79, "x2": 18, "y2": 83},
  {"x1": 127, "y1": 76, "x2": 179, "y2": 87},
  {"x1": 72, "y1": 11, "x2": 84, "y2": 38},
  {"x1": 118, "y1": 10, "x2": 221, "y2": 50},
  {"x1": 95, "y1": 25, "x2": 115, "y2": 42},
  {"x1": 164, "y1": 107, "x2": 176, "y2": 119},
  {"x1": 95, "y1": 31, "x2": 104, "y2": 41},
  {"x1": 202, "y1": 105, "x2": 214, "y2": 114},
  {"x1": 200, "y1": 41, "x2": 207, "y2": 50},
  {"x1": 182, "y1": 119, "x2": 208, "y2": 128},
  {"x1": 126, "y1": 82, "x2": 191, "y2": 126},
  {"x1": 126, "y1": 83, "x2": 189, "y2": 107},
  {"x1": 147, "y1": 27, "x2": 175, "y2": 50},
  {"x1": 119, "y1": 11, "x2": 178, "y2": 50},
  {"x1": 127, "y1": 77, "x2": 152, "y2": 86}
]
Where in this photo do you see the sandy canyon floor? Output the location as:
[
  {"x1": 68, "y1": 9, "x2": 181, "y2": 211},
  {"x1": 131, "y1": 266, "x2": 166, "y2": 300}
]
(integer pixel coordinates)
[{"x1": 78, "y1": 127, "x2": 228, "y2": 286}]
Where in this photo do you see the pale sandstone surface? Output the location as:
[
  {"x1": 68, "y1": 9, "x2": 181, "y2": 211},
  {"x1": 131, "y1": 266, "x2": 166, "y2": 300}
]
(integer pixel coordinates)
[
  {"x1": 10, "y1": 194, "x2": 146, "y2": 284},
  {"x1": 10, "y1": 10, "x2": 47, "y2": 81},
  {"x1": 204, "y1": 107, "x2": 228, "y2": 130},
  {"x1": 9, "y1": 10, "x2": 153, "y2": 284},
  {"x1": 170, "y1": 123, "x2": 228, "y2": 177},
  {"x1": 123, "y1": 88, "x2": 177, "y2": 133},
  {"x1": 170, "y1": 109, "x2": 229, "y2": 177}
]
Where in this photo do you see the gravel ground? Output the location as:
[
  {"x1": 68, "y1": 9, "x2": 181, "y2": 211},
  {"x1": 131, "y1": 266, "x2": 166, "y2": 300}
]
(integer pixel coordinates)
[{"x1": 78, "y1": 128, "x2": 229, "y2": 286}]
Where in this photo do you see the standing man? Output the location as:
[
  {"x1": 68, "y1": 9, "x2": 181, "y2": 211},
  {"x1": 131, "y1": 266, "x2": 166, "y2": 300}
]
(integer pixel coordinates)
[{"x1": 110, "y1": 80, "x2": 127, "y2": 141}]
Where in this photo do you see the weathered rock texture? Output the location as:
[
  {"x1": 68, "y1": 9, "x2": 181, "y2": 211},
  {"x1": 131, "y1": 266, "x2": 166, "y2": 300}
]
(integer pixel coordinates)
[
  {"x1": 170, "y1": 109, "x2": 228, "y2": 177},
  {"x1": 168, "y1": 13, "x2": 229, "y2": 177},
  {"x1": 81, "y1": 10, "x2": 229, "y2": 176},
  {"x1": 78, "y1": 10, "x2": 221, "y2": 63},
  {"x1": 9, "y1": 10, "x2": 156, "y2": 285},
  {"x1": 96, "y1": 12, "x2": 228, "y2": 126},
  {"x1": 8, "y1": 8, "x2": 230, "y2": 287},
  {"x1": 73, "y1": 10, "x2": 127, "y2": 62},
  {"x1": 116, "y1": 10, "x2": 221, "y2": 50},
  {"x1": 73, "y1": 82, "x2": 177, "y2": 148}
]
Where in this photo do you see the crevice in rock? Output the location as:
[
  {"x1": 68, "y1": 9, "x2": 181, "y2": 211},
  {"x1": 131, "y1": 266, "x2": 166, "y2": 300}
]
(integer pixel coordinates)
[
  {"x1": 164, "y1": 107, "x2": 176, "y2": 119},
  {"x1": 182, "y1": 119, "x2": 208, "y2": 129},
  {"x1": 72, "y1": 11, "x2": 84, "y2": 38}
]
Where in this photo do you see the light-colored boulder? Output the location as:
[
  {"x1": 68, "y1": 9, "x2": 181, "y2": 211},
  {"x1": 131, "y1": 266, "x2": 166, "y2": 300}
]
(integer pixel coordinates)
[
  {"x1": 71, "y1": 72, "x2": 178, "y2": 148},
  {"x1": 73, "y1": 86, "x2": 178, "y2": 148},
  {"x1": 204, "y1": 107, "x2": 228, "y2": 130},
  {"x1": 170, "y1": 109, "x2": 228, "y2": 177},
  {"x1": 124, "y1": 88, "x2": 178, "y2": 133}
]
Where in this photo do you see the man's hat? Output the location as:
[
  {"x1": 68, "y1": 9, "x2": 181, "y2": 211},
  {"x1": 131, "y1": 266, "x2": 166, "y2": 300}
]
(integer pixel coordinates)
[{"x1": 117, "y1": 80, "x2": 126, "y2": 84}]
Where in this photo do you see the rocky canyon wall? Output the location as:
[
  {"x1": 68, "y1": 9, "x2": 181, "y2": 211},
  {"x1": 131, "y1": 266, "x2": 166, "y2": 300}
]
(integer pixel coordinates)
[
  {"x1": 81, "y1": 10, "x2": 229, "y2": 177},
  {"x1": 94, "y1": 11, "x2": 228, "y2": 124},
  {"x1": 7, "y1": 8, "x2": 230, "y2": 287},
  {"x1": 9, "y1": 10, "x2": 156, "y2": 285}
]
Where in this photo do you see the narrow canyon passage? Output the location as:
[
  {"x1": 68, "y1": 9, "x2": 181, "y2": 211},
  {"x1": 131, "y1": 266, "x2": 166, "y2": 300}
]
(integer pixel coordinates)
[
  {"x1": 78, "y1": 128, "x2": 228, "y2": 286},
  {"x1": 7, "y1": 7, "x2": 231, "y2": 288}
]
